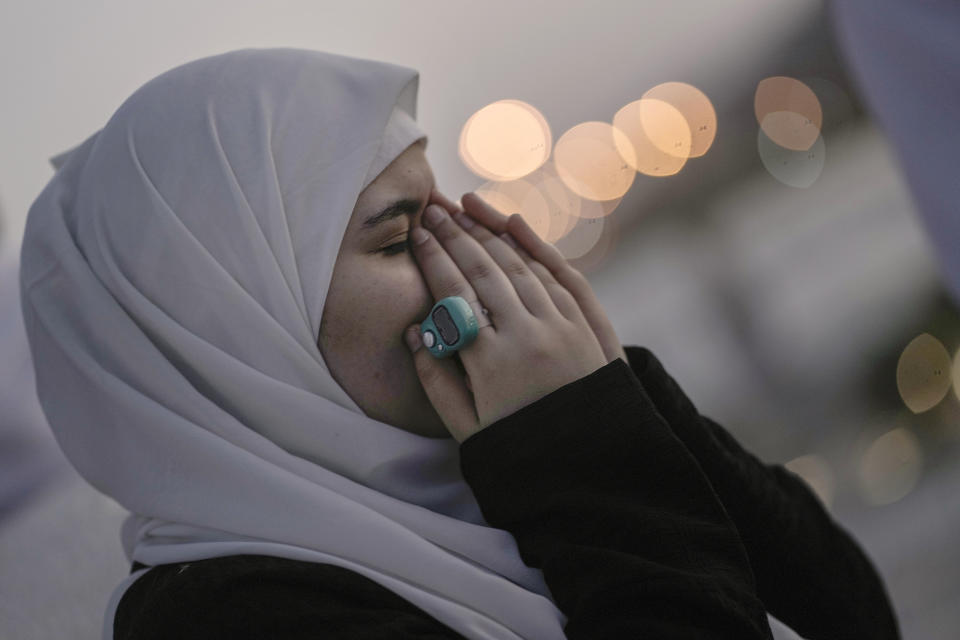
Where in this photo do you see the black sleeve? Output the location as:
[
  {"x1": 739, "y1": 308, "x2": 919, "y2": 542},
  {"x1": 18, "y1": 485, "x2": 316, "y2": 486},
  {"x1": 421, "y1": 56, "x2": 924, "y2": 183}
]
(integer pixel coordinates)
[
  {"x1": 459, "y1": 356, "x2": 774, "y2": 639},
  {"x1": 114, "y1": 555, "x2": 466, "y2": 640},
  {"x1": 623, "y1": 345, "x2": 901, "y2": 640}
]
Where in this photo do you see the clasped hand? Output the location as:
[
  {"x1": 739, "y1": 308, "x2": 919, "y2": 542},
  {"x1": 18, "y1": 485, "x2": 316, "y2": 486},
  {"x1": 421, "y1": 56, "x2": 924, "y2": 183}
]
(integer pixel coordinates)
[{"x1": 405, "y1": 189, "x2": 628, "y2": 444}]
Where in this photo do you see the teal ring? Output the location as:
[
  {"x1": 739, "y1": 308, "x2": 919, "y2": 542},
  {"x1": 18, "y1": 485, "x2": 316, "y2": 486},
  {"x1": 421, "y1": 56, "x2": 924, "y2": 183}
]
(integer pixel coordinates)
[{"x1": 420, "y1": 296, "x2": 480, "y2": 359}]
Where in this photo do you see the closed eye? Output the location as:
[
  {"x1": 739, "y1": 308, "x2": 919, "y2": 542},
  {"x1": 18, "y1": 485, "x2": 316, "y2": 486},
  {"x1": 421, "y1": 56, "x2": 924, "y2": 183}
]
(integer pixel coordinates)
[{"x1": 380, "y1": 238, "x2": 410, "y2": 256}]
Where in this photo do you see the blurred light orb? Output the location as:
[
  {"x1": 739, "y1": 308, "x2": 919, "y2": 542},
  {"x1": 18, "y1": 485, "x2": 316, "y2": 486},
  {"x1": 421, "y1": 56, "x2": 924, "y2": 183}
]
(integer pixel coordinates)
[
  {"x1": 474, "y1": 178, "x2": 551, "y2": 241},
  {"x1": 612, "y1": 100, "x2": 690, "y2": 176},
  {"x1": 553, "y1": 121, "x2": 636, "y2": 200},
  {"x1": 785, "y1": 454, "x2": 835, "y2": 508},
  {"x1": 754, "y1": 76, "x2": 823, "y2": 151},
  {"x1": 553, "y1": 215, "x2": 606, "y2": 261},
  {"x1": 576, "y1": 195, "x2": 622, "y2": 220},
  {"x1": 954, "y1": 347, "x2": 960, "y2": 403},
  {"x1": 896, "y1": 333, "x2": 953, "y2": 413},
  {"x1": 564, "y1": 211, "x2": 618, "y2": 274},
  {"x1": 757, "y1": 124, "x2": 825, "y2": 188},
  {"x1": 523, "y1": 163, "x2": 582, "y2": 241},
  {"x1": 642, "y1": 82, "x2": 717, "y2": 157},
  {"x1": 858, "y1": 427, "x2": 923, "y2": 506},
  {"x1": 459, "y1": 99, "x2": 551, "y2": 181}
]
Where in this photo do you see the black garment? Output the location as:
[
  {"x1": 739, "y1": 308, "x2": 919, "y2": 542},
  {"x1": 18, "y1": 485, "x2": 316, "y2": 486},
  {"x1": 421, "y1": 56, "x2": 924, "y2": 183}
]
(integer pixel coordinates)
[
  {"x1": 624, "y1": 346, "x2": 900, "y2": 639},
  {"x1": 114, "y1": 346, "x2": 899, "y2": 639}
]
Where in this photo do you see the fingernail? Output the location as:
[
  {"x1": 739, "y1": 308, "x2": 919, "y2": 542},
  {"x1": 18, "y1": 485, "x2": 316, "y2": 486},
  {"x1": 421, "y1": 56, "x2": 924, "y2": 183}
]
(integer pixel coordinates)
[
  {"x1": 405, "y1": 326, "x2": 422, "y2": 352},
  {"x1": 423, "y1": 204, "x2": 446, "y2": 228},
  {"x1": 453, "y1": 211, "x2": 475, "y2": 229},
  {"x1": 411, "y1": 226, "x2": 430, "y2": 245},
  {"x1": 499, "y1": 232, "x2": 518, "y2": 249}
]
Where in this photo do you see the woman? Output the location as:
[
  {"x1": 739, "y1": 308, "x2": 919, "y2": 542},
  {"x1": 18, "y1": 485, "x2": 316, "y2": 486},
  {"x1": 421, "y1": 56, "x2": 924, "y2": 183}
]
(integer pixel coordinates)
[{"x1": 19, "y1": 48, "x2": 899, "y2": 639}]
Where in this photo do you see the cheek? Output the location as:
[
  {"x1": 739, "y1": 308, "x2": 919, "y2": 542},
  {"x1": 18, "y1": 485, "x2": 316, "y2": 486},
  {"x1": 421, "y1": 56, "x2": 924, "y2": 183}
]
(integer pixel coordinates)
[
  {"x1": 391, "y1": 256, "x2": 431, "y2": 304},
  {"x1": 369, "y1": 259, "x2": 431, "y2": 326},
  {"x1": 326, "y1": 255, "x2": 432, "y2": 354}
]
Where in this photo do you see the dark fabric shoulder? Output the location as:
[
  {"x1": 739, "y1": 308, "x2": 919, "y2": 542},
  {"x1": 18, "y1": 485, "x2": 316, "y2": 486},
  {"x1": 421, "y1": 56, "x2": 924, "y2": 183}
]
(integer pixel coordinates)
[
  {"x1": 115, "y1": 554, "x2": 466, "y2": 640},
  {"x1": 622, "y1": 345, "x2": 901, "y2": 640}
]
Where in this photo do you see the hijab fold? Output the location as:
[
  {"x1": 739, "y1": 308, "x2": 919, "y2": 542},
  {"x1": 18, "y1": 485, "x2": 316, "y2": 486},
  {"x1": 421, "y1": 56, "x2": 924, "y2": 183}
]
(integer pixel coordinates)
[{"x1": 19, "y1": 48, "x2": 567, "y2": 640}]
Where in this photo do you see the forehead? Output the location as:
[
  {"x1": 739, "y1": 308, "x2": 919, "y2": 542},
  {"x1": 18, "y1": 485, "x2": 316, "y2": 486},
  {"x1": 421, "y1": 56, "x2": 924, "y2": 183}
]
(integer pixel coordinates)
[
  {"x1": 368, "y1": 143, "x2": 432, "y2": 194},
  {"x1": 346, "y1": 143, "x2": 434, "y2": 232}
]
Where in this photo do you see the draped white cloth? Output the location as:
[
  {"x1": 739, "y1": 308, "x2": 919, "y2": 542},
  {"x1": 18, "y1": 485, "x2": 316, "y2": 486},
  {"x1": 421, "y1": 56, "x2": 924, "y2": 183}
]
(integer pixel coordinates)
[
  {"x1": 18, "y1": 48, "x2": 567, "y2": 640},
  {"x1": 831, "y1": 0, "x2": 960, "y2": 306}
]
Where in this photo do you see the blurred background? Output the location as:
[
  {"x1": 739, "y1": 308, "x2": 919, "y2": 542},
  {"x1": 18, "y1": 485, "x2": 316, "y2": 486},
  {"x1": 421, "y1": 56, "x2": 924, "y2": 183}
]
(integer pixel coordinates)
[{"x1": 2, "y1": 1, "x2": 957, "y2": 638}]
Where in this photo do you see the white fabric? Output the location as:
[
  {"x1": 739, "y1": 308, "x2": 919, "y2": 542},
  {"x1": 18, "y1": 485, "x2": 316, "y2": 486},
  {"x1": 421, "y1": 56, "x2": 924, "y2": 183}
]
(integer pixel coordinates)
[
  {"x1": 362, "y1": 105, "x2": 429, "y2": 193},
  {"x1": 18, "y1": 47, "x2": 567, "y2": 640},
  {"x1": 830, "y1": 0, "x2": 960, "y2": 306}
]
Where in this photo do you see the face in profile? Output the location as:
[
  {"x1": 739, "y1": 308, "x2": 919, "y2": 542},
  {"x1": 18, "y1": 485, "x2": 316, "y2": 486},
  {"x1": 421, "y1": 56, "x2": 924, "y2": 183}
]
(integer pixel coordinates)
[{"x1": 318, "y1": 141, "x2": 452, "y2": 438}]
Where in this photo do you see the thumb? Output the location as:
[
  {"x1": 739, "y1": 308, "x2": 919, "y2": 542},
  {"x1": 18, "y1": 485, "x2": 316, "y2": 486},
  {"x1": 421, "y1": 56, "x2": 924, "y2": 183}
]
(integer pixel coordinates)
[{"x1": 404, "y1": 325, "x2": 479, "y2": 443}]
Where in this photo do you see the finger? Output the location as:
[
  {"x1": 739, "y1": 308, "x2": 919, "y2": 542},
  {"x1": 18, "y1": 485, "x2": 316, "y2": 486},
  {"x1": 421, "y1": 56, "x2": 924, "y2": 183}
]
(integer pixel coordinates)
[
  {"x1": 459, "y1": 192, "x2": 510, "y2": 235},
  {"x1": 507, "y1": 212, "x2": 625, "y2": 362},
  {"x1": 445, "y1": 207, "x2": 561, "y2": 320},
  {"x1": 501, "y1": 233, "x2": 542, "y2": 277},
  {"x1": 415, "y1": 204, "x2": 532, "y2": 324},
  {"x1": 405, "y1": 325, "x2": 479, "y2": 443},
  {"x1": 461, "y1": 216, "x2": 584, "y2": 324},
  {"x1": 456, "y1": 192, "x2": 579, "y2": 320},
  {"x1": 429, "y1": 188, "x2": 464, "y2": 216},
  {"x1": 411, "y1": 226, "x2": 497, "y2": 341},
  {"x1": 508, "y1": 237, "x2": 584, "y2": 322},
  {"x1": 459, "y1": 191, "x2": 567, "y2": 297}
]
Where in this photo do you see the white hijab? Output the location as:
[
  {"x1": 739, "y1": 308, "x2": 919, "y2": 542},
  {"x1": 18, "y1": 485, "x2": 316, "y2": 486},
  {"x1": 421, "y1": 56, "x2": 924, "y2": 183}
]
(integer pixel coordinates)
[{"x1": 18, "y1": 48, "x2": 567, "y2": 640}]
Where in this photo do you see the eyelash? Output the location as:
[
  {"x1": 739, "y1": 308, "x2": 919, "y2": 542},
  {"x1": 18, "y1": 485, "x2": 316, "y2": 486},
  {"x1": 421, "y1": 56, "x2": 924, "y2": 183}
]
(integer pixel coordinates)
[{"x1": 381, "y1": 237, "x2": 410, "y2": 256}]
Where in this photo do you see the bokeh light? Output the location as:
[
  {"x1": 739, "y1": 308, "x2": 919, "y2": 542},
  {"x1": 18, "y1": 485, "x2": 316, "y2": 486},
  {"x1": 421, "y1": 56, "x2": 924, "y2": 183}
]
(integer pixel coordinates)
[
  {"x1": 522, "y1": 163, "x2": 582, "y2": 241},
  {"x1": 896, "y1": 333, "x2": 953, "y2": 413},
  {"x1": 954, "y1": 347, "x2": 960, "y2": 403},
  {"x1": 472, "y1": 173, "x2": 617, "y2": 271},
  {"x1": 858, "y1": 427, "x2": 923, "y2": 506},
  {"x1": 757, "y1": 124, "x2": 825, "y2": 188},
  {"x1": 576, "y1": 195, "x2": 622, "y2": 220},
  {"x1": 642, "y1": 82, "x2": 717, "y2": 157},
  {"x1": 612, "y1": 100, "x2": 690, "y2": 176},
  {"x1": 474, "y1": 178, "x2": 552, "y2": 241},
  {"x1": 784, "y1": 453, "x2": 835, "y2": 508},
  {"x1": 459, "y1": 99, "x2": 551, "y2": 182},
  {"x1": 568, "y1": 210, "x2": 618, "y2": 274},
  {"x1": 754, "y1": 76, "x2": 823, "y2": 151},
  {"x1": 553, "y1": 215, "x2": 606, "y2": 261},
  {"x1": 553, "y1": 121, "x2": 636, "y2": 200}
]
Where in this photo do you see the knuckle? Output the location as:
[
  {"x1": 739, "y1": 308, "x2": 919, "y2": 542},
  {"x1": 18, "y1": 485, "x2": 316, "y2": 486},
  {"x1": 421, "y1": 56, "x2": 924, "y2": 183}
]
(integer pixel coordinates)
[
  {"x1": 463, "y1": 260, "x2": 493, "y2": 283},
  {"x1": 503, "y1": 259, "x2": 529, "y2": 279},
  {"x1": 437, "y1": 282, "x2": 469, "y2": 300}
]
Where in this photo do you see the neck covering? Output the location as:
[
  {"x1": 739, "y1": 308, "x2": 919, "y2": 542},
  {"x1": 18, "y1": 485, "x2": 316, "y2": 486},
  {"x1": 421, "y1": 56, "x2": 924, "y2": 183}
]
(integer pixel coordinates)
[{"x1": 19, "y1": 47, "x2": 567, "y2": 640}]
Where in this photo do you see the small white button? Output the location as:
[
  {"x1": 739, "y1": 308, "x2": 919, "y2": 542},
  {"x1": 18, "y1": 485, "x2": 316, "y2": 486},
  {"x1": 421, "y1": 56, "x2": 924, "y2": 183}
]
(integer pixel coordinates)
[{"x1": 422, "y1": 330, "x2": 435, "y2": 348}]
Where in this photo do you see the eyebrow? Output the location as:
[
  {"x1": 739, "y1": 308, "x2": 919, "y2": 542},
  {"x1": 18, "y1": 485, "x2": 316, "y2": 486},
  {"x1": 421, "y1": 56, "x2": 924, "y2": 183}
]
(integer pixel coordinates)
[{"x1": 362, "y1": 198, "x2": 423, "y2": 230}]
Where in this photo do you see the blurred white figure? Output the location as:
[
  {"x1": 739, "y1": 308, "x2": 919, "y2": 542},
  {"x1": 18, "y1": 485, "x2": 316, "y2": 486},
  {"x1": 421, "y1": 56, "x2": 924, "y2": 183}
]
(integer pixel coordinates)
[{"x1": 831, "y1": 0, "x2": 960, "y2": 306}]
